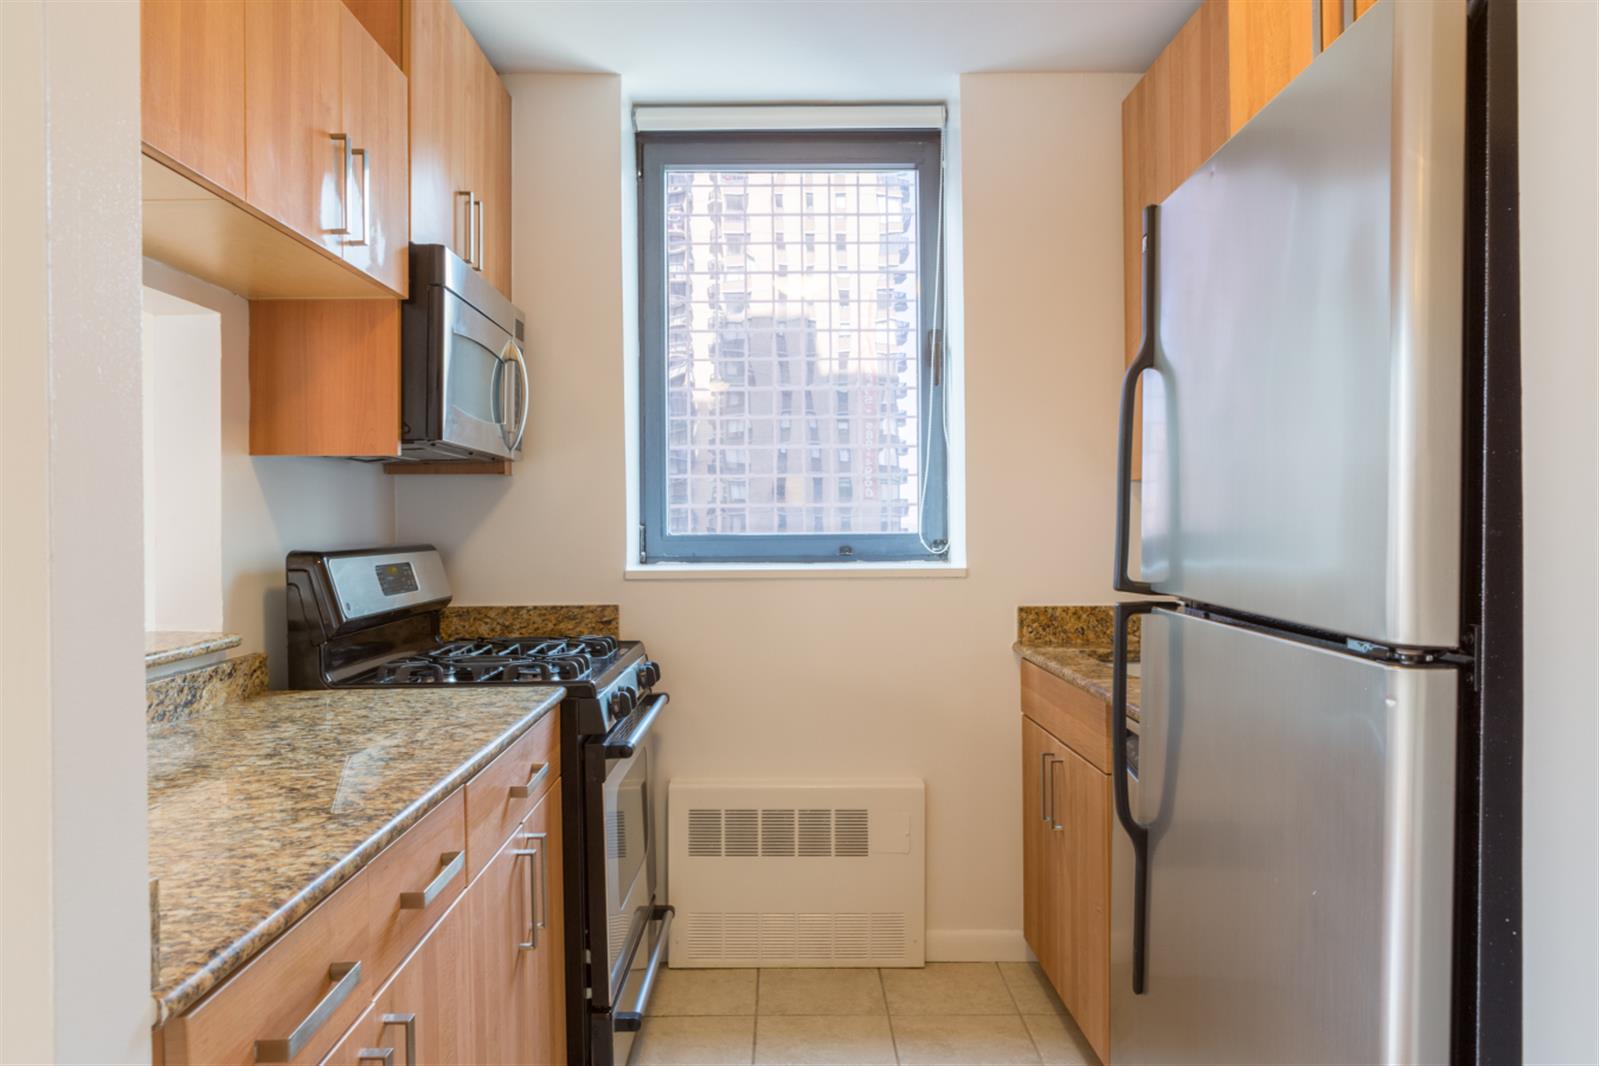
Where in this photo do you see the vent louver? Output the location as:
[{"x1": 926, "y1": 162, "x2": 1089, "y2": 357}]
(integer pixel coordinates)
[{"x1": 684, "y1": 807, "x2": 873, "y2": 858}]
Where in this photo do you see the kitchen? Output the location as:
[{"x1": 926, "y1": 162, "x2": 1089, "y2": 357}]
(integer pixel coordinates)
[{"x1": 2, "y1": 1, "x2": 1594, "y2": 1065}]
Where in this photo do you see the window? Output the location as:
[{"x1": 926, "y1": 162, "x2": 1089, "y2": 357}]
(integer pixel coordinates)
[{"x1": 638, "y1": 131, "x2": 948, "y2": 564}]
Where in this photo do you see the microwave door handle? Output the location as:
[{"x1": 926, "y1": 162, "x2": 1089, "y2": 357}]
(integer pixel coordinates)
[{"x1": 509, "y1": 342, "x2": 530, "y2": 452}]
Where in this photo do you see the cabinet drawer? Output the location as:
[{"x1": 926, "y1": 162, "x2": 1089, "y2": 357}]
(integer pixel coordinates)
[
  {"x1": 1020, "y1": 661, "x2": 1111, "y2": 772},
  {"x1": 465, "y1": 709, "x2": 559, "y2": 878},
  {"x1": 365, "y1": 787, "x2": 468, "y2": 986},
  {"x1": 164, "y1": 873, "x2": 372, "y2": 1066}
]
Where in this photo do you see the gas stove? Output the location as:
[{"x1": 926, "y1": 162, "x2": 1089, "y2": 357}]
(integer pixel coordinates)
[{"x1": 284, "y1": 546, "x2": 657, "y2": 735}]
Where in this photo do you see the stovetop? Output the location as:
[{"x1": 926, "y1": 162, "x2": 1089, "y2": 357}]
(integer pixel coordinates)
[{"x1": 347, "y1": 635, "x2": 629, "y2": 687}]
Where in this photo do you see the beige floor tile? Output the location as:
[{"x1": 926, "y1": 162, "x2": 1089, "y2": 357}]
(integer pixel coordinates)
[
  {"x1": 997, "y1": 962, "x2": 1067, "y2": 1015},
  {"x1": 759, "y1": 968, "x2": 888, "y2": 1015},
  {"x1": 881, "y1": 963, "x2": 1018, "y2": 1016},
  {"x1": 1021, "y1": 1013, "x2": 1098, "y2": 1066},
  {"x1": 754, "y1": 1015, "x2": 898, "y2": 1065},
  {"x1": 890, "y1": 1015, "x2": 1042, "y2": 1065},
  {"x1": 633, "y1": 1016, "x2": 756, "y2": 1065},
  {"x1": 650, "y1": 966, "x2": 759, "y2": 1016}
]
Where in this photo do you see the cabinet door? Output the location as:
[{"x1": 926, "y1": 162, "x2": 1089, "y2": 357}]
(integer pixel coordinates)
[
  {"x1": 466, "y1": 781, "x2": 564, "y2": 1065},
  {"x1": 478, "y1": 63, "x2": 513, "y2": 295},
  {"x1": 324, "y1": 898, "x2": 474, "y2": 1066},
  {"x1": 1061, "y1": 745, "x2": 1111, "y2": 1062},
  {"x1": 408, "y1": 0, "x2": 479, "y2": 264},
  {"x1": 244, "y1": 0, "x2": 345, "y2": 256},
  {"x1": 338, "y1": 3, "x2": 408, "y2": 293},
  {"x1": 1022, "y1": 717, "x2": 1069, "y2": 992},
  {"x1": 141, "y1": 0, "x2": 245, "y2": 197}
]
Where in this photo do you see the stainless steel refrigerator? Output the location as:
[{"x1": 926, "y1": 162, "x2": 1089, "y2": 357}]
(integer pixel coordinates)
[{"x1": 1107, "y1": 2, "x2": 1501, "y2": 1062}]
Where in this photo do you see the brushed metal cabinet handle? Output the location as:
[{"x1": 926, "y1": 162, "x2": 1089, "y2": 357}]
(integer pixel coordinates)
[
  {"x1": 330, "y1": 133, "x2": 352, "y2": 235},
  {"x1": 357, "y1": 1049, "x2": 394, "y2": 1066},
  {"x1": 380, "y1": 1012, "x2": 417, "y2": 1066},
  {"x1": 1049, "y1": 757, "x2": 1067, "y2": 832},
  {"x1": 1039, "y1": 751, "x2": 1052, "y2": 822},
  {"x1": 254, "y1": 960, "x2": 362, "y2": 1062},
  {"x1": 399, "y1": 849, "x2": 464, "y2": 909},
  {"x1": 349, "y1": 146, "x2": 371, "y2": 246},
  {"x1": 511, "y1": 832, "x2": 547, "y2": 950},
  {"x1": 456, "y1": 189, "x2": 475, "y2": 264},
  {"x1": 466, "y1": 195, "x2": 479, "y2": 271},
  {"x1": 508, "y1": 760, "x2": 552, "y2": 800}
]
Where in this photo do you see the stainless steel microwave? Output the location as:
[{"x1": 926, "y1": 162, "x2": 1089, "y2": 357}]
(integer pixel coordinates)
[{"x1": 400, "y1": 244, "x2": 528, "y2": 462}]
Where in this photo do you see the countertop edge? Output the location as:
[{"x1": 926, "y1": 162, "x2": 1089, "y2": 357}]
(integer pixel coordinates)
[
  {"x1": 153, "y1": 687, "x2": 564, "y2": 1022},
  {"x1": 144, "y1": 632, "x2": 244, "y2": 668},
  {"x1": 1012, "y1": 641, "x2": 1140, "y2": 716}
]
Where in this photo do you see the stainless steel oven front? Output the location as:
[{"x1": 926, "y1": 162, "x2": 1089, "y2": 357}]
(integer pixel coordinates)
[
  {"x1": 400, "y1": 243, "x2": 528, "y2": 463},
  {"x1": 585, "y1": 694, "x2": 673, "y2": 1066}
]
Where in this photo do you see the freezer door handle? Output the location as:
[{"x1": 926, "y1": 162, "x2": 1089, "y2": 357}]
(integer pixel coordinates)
[
  {"x1": 1113, "y1": 599, "x2": 1173, "y2": 994},
  {"x1": 1115, "y1": 205, "x2": 1159, "y2": 595}
]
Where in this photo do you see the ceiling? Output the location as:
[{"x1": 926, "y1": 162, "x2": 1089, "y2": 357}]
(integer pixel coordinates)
[{"x1": 455, "y1": 1, "x2": 1199, "y2": 101}]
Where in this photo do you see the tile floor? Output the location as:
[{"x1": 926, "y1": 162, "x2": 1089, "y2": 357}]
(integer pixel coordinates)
[{"x1": 635, "y1": 962, "x2": 1100, "y2": 1065}]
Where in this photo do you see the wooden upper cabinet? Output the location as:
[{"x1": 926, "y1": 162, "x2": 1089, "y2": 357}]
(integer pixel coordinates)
[
  {"x1": 141, "y1": 0, "x2": 246, "y2": 197},
  {"x1": 339, "y1": 3, "x2": 409, "y2": 294},
  {"x1": 244, "y1": 0, "x2": 345, "y2": 258},
  {"x1": 479, "y1": 63, "x2": 514, "y2": 294},
  {"x1": 407, "y1": 0, "x2": 513, "y2": 295}
]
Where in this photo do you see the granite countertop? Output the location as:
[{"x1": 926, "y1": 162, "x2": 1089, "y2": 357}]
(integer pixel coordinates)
[
  {"x1": 145, "y1": 631, "x2": 243, "y2": 668},
  {"x1": 1014, "y1": 642, "x2": 1142, "y2": 723},
  {"x1": 147, "y1": 683, "x2": 564, "y2": 1020}
]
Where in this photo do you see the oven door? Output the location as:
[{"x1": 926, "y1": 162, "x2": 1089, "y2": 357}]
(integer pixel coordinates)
[{"x1": 438, "y1": 287, "x2": 528, "y2": 460}]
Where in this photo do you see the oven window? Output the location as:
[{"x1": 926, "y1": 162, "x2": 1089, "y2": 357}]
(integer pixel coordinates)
[{"x1": 606, "y1": 749, "x2": 650, "y2": 914}]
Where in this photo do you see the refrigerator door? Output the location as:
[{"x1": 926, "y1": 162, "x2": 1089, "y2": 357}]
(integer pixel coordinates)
[
  {"x1": 1110, "y1": 608, "x2": 1457, "y2": 1065},
  {"x1": 1137, "y1": 0, "x2": 1465, "y2": 649}
]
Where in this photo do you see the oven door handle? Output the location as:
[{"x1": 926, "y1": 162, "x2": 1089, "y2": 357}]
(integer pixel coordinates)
[
  {"x1": 601, "y1": 693, "x2": 669, "y2": 758},
  {"x1": 612, "y1": 905, "x2": 675, "y2": 1033}
]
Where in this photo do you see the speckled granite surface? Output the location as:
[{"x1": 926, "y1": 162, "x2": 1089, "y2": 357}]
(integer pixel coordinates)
[
  {"x1": 1017, "y1": 605, "x2": 1140, "y2": 652},
  {"x1": 147, "y1": 684, "x2": 563, "y2": 1020},
  {"x1": 145, "y1": 631, "x2": 243, "y2": 668},
  {"x1": 146, "y1": 653, "x2": 268, "y2": 725},
  {"x1": 1014, "y1": 643, "x2": 1141, "y2": 722},
  {"x1": 440, "y1": 604, "x2": 620, "y2": 640}
]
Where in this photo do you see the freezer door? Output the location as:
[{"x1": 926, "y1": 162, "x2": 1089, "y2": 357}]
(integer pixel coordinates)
[
  {"x1": 1137, "y1": 0, "x2": 1465, "y2": 648},
  {"x1": 1110, "y1": 609, "x2": 1457, "y2": 1064}
]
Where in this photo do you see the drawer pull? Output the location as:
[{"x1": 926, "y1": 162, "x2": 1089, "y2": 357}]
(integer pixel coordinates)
[
  {"x1": 508, "y1": 760, "x2": 552, "y2": 800},
  {"x1": 380, "y1": 1012, "x2": 417, "y2": 1066},
  {"x1": 357, "y1": 1050, "x2": 393, "y2": 1066},
  {"x1": 399, "y1": 850, "x2": 465, "y2": 910},
  {"x1": 254, "y1": 960, "x2": 362, "y2": 1062}
]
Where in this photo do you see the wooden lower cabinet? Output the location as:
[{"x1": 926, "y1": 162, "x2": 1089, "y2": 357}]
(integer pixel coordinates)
[
  {"x1": 1022, "y1": 698, "x2": 1111, "y2": 1062},
  {"x1": 158, "y1": 726, "x2": 565, "y2": 1065},
  {"x1": 324, "y1": 896, "x2": 474, "y2": 1065},
  {"x1": 467, "y1": 780, "x2": 566, "y2": 1066}
]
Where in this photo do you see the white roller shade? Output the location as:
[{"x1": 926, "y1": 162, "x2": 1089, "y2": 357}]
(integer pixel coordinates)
[{"x1": 633, "y1": 104, "x2": 946, "y2": 133}]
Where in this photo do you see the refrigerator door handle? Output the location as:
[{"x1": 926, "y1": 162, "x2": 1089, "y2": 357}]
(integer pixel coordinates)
[
  {"x1": 1113, "y1": 599, "x2": 1173, "y2": 994},
  {"x1": 1115, "y1": 204, "x2": 1159, "y2": 595}
]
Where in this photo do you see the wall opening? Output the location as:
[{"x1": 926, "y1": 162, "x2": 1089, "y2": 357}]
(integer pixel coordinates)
[{"x1": 141, "y1": 286, "x2": 224, "y2": 632}]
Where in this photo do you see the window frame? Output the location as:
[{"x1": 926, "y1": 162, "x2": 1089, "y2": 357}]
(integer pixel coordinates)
[{"x1": 637, "y1": 130, "x2": 949, "y2": 565}]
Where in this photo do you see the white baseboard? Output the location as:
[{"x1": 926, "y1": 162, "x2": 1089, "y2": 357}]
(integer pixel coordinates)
[{"x1": 925, "y1": 929, "x2": 1029, "y2": 962}]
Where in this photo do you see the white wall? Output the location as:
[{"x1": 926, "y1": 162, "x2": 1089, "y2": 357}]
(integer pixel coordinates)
[
  {"x1": 141, "y1": 261, "x2": 399, "y2": 686},
  {"x1": 1519, "y1": 1, "x2": 1599, "y2": 1060},
  {"x1": 142, "y1": 294, "x2": 225, "y2": 632},
  {"x1": 1, "y1": 0, "x2": 150, "y2": 1060},
  {"x1": 397, "y1": 71, "x2": 1136, "y2": 953}
]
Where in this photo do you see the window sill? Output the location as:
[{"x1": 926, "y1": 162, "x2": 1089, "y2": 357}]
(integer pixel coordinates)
[{"x1": 624, "y1": 560, "x2": 968, "y2": 581}]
